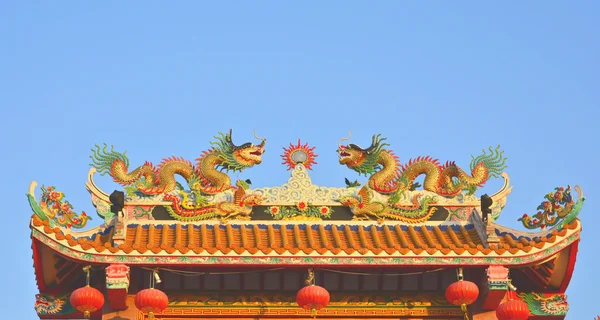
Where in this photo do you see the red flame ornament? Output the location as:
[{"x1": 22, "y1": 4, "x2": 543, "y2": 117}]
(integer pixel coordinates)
[
  {"x1": 296, "y1": 268, "x2": 330, "y2": 317},
  {"x1": 69, "y1": 266, "x2": 105, "y2": 319}
]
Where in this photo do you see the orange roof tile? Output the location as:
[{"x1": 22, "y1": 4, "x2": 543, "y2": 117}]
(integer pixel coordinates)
[{"x1": 31, "y1": 214, "x2": 579, "y2": 257}]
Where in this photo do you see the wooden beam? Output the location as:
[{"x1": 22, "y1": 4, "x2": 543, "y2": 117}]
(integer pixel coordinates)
[{"x1": 481, "y1": 265, "x2": 509, "y2": 311}]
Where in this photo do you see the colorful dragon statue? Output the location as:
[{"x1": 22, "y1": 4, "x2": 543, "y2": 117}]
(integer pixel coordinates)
[
  {"x1": 90, "y1": 130, "x2": 266, "y2": 195},
  {"x1": 339, "y1": 186, "x2": 437, "y2": 223},
  {"x1": 337, "y1": 132, "x2": 507, "y2": 196},
  {"x1": 35, "y1": 293, "x2": 76, "y2": 315},
  {"x1": 164, "y1": 180, "x2": 263, "y2": 222},
  {"x1": 518, "y1": 185, "x2": 585, "y2": 230},
  {"x1": 517, "y1": 292, "x2": 568, "y2": 316}
]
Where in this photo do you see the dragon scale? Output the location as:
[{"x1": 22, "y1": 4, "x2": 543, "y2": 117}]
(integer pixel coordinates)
[
  {"x1": 338, "y1": 133, "x2": 506, "y2": 196},
  {"x1": 91, "y1": 130, "x2": 266, "y2": 196}
]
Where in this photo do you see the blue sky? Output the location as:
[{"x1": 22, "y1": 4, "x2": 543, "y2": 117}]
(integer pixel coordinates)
[{"x1": 1, "y1": 2, "x2": 598, "y2": 319}]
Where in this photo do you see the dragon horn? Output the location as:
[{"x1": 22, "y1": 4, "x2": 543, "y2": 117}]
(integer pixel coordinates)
[
  {"x1": 253, "y1": 129, "x2": 266, "y2": 146},
  {"x1": 365, "y1": 134, "x2": 378, "y2": 154},
  {"x1": 227, "y1": 129, "x2": 240, "y2": 149},
  {"x1": 338, "y1": 130, "x2": 352, "y2": 148}
]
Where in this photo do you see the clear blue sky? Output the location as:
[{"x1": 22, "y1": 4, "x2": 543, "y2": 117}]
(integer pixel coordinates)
[{"x1": 2, "y1": 2, "x2": 598, "y2": 319}]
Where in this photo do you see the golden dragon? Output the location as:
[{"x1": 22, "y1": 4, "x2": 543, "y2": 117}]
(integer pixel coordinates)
[
  {"x1": 91, "y1": 130, "x2": 266, "y2": 195},
  {"x1": 337, "y1": 132, "x2": 506, "y2": 197}
]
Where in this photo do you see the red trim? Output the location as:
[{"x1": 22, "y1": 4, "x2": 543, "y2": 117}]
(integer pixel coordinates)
[
  {"x1": 32, "y1": 238, "x2": 46, "y2": 292},
  {"x1": 559, "y1": 241, "x2": 579, "y2": 293}
]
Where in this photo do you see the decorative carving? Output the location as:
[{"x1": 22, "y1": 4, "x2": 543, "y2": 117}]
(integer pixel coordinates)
[
  {"x1": 267, "y1": 202, "x2": 332, "y2": 220},
  {"x1": 106, "y1": 264, "x2": 130, "y2": 310},
  {"x1": 35, "y1": 293, "x2": 76, "y2": 315},
  {"x1": 27, "y1": 182, "x2": 91, "y2": 229},
  {"x1": 254, "y1": 164, "x2": 353, "y2": 205},
  {"x1": 486, "y1": 266, "x2": 509, "y2": 290},
  {"x1": 90, "y1": 129, "x2": 266, "y2": 196},
  {"x1": 163, "y1": 180, "x2": 263, "y2": 222},
  {"x1": 339, "y1": 186, "x2": 437, "y2": 223},
  {"x1": 166, "y1": 292, "x2": 454, "y2": 307},
  {"x1": 282, "y1": 139, "x2": 317, "y2": 170},
  {"x1": 106, "y1": 264, "x2": 130, "y2": 290},
  {"x1": 131, "y1": 206, "x2": 153, "y2": 220},
  {"x1": 91, "y1": 192, "x2": 113, "y2": 223},
  {"x1": 337, "y1": 133, "x2": 507, "y2": 196},
  {"x1": 519, "y1": 185, "x2": 585, "y2": 230},
  {"x1": 480, "y1": 265, "x2": 510, "y2": 310},
  {"x1": 518, "y1": 292, "x2": 568, "y2": 316}
]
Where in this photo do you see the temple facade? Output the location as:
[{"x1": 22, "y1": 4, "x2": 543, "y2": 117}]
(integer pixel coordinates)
[{"x1": 29, "y1": 131, "x2": 583, "y2": 319}]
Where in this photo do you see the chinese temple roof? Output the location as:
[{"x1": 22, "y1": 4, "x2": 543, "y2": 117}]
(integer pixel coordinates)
[
  {"x1": 30, "y1": 214, "x2": 580, "y2": 266},
  {"x1": 27, "y1": 130, "x2": 584, "y2": 288}
]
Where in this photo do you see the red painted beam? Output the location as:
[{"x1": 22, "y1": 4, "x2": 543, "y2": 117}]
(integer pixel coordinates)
[
  {"x1": 559, "y1": 241, "x2": 579, "y2": 293},
  {"x1": 480, "y1": 265, "x2": 509, "y2": 311},
  {"x1": 105, "y1": 264, "x2": 130, "y2": 311},
  {"x1": 107, "y1": 288, "x2": 127, "y2": 310}
]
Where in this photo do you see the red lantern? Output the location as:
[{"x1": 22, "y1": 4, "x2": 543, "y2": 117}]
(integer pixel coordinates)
[
  {"x1": 445, "y1": 279, "x2": 480, "y2": 306},
  {"x1": 70, "y1": 286, "x2": 105, "y2": 318},
  {"x1": 445, "y1": 269, "x2": 479, "y2": 320},
  {"x1": 70, "y1": 266, "x2": 105, "y2": 319},
  {"x1": 496, "y1": 299, "x2": 530, "y2": 320},
  {"x1": 296, "y1": 268, "x2": 330, "y2": 317},
  {"x1": 135, "y1": 288, "x2": 169, "y2": 319}
]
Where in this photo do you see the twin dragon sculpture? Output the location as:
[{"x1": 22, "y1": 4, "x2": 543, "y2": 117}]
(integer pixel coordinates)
[{"x1": 26, "y1": 129, "x2": 582, "y2": 227}]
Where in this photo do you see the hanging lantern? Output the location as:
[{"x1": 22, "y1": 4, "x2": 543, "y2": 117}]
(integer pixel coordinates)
[
  {"x1": 496, "y1": 300, "x2": 530, "y2": 320},
  {"x1": 135, "y1": 270, "x2": 168, "y2": 319},
  {"x1": 70, "y1": 265, "x2": 105, "y2": 319},
  {"x1": 496, "y1": 281, "x2": 530, "y2": 320},
  {"x1": 445, "y1": 268, "x2": 479, "y2": 320},
  {"x1": 296, "y1": 268, "x2": 330, "y2": 317}
]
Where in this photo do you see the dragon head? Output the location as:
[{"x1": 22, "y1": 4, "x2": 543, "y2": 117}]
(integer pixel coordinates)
[
  {"x1": 242, "y1": 194, "x2": 263, "y2": 207},
  {"x1": 545, "y1": 296, "x2": 569, "y2": 312},
  {"x1": 35, "y1": 294, "x2": 65, "y2": 315},
  {"x1": 337, "y1": 131, "x2": 388, "y2": 175},
  {"x1": 213, "y1": 129, "x2": 266, "y2": 171},
  {"x1": 339, "y1": 196, "x2": 361, "y2": 208}
]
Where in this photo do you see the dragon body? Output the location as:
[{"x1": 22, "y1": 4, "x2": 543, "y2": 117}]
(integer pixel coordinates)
[
  {"x1": 518, "y1": 292, "x2": 568, "y2": 316},
  {"x1": 337, "y1": 133, "x2": 506, "y2": 196},
  {"x1": 339, "y1": 187, "x2": 437, "y2": 223},
  {"x1": 164, "y1": 180, "x2": 263, "y2": 222},
  {"x1": 91, "y1": 130, "x2": 266, "y2": 195}
]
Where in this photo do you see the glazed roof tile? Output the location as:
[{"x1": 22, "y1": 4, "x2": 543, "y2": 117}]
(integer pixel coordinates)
[{"x1": 31, "y1": 215, "x2": 578, "y2": 256}]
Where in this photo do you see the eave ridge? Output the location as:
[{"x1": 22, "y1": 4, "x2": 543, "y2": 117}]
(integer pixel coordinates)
[
  {"x1": 493, "y1": 219, "x2": 580, "y2": 240},
  {"x1": 30, "y1": 215, "x2": 114, "y2": 241},
  {"x1": 120, "y1": 219, "x2": 476, "y2": 227}
]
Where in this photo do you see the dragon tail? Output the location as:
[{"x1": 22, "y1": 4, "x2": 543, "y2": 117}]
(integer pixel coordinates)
[
  {"x1": 90, "y1": 144, "x2": 130, "y2": 176},
  {"x1": 470, "y1": 145, "x2": 507, "y2": 179},
  {"x1": 90, "y1": 144, "x2": 156, "y2": 186}
]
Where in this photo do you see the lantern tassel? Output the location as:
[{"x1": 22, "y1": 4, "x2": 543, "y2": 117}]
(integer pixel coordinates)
[
  {"x1": 83, "y1": 310, "x2": 90, "y2": 319},
  {"x1": 461, "y1": 303, "x2": 470, "y2": 320},
  {"x1": 148, "y1": 311, "x2": 155, "y2": 319},
  {"x1": 311, "y1": 308, "x2": 317, "y2": 318}
]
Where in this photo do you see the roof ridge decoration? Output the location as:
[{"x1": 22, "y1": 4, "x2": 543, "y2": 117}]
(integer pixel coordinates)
[
  {"x1": 517, "y1": 292, "x2": 568, "y2": 316},
  {"x1": 518, "y1": 185, "x2": 584, "y2": 231},
  {"x1": 30, "y1": 130, "x2": 519, "y2": 226},
  {"x1": 27, "y1": 182, "x2": 91, "y2": 229},
  {"x1": 90, "y1": 129, "x2": 266, "y2": 196}
]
